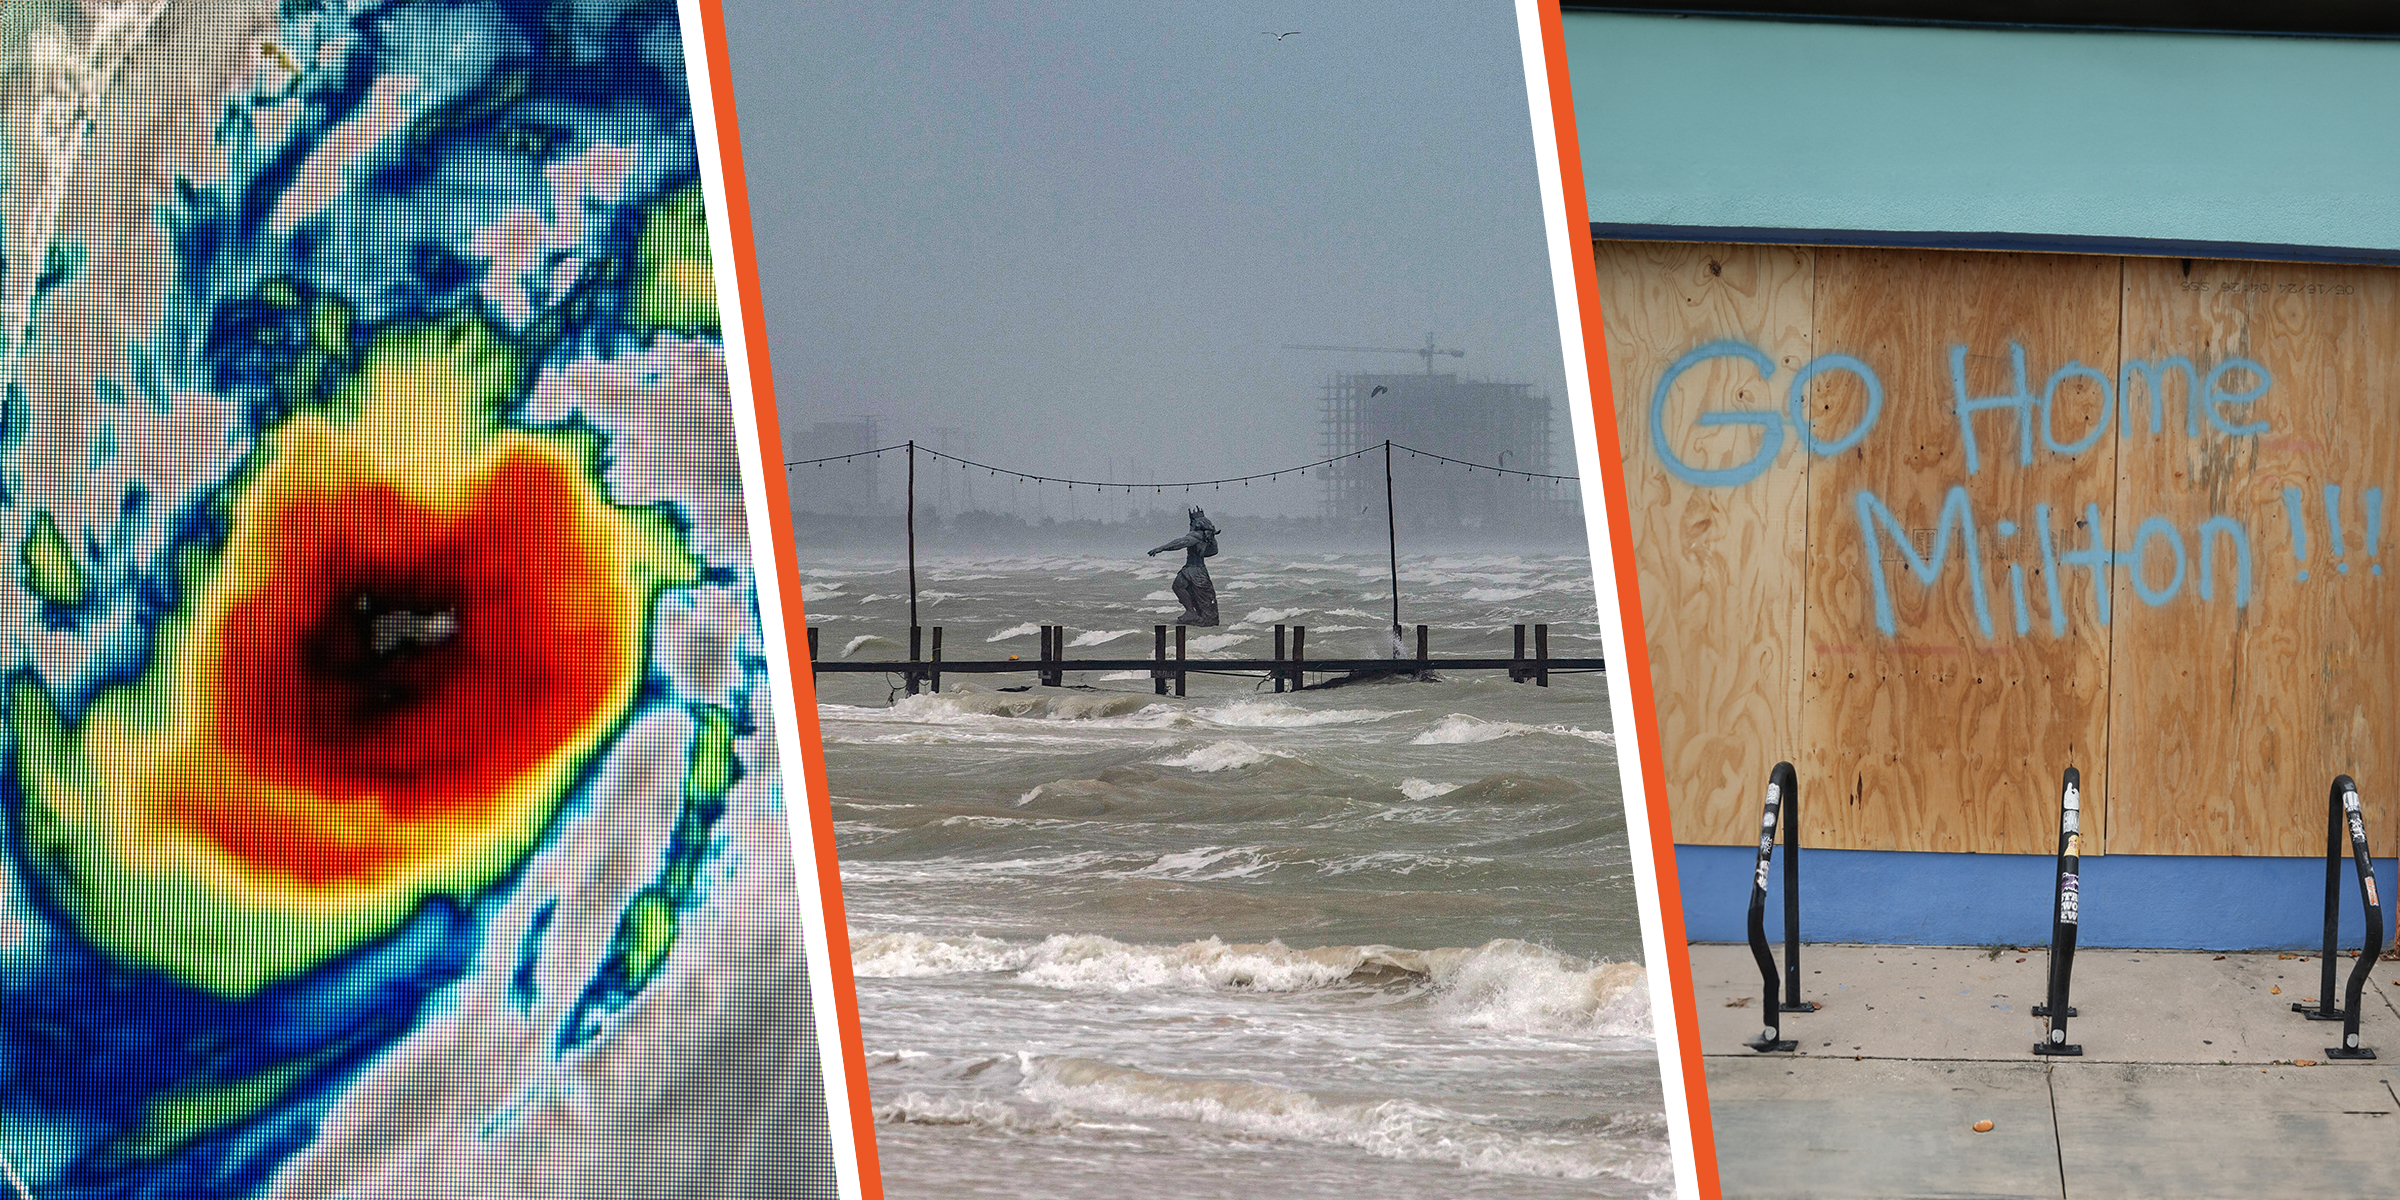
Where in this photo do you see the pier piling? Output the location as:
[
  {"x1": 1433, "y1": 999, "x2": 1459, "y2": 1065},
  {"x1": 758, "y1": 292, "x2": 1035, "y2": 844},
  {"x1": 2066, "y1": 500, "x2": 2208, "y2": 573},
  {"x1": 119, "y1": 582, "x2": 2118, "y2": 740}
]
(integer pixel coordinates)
[
  {"x1": 1154, "y1": 625, "x2": 1169, "y2": 696},
  {"x1": 803, "y1": 622, "x2": 1602, "y2": 691}
]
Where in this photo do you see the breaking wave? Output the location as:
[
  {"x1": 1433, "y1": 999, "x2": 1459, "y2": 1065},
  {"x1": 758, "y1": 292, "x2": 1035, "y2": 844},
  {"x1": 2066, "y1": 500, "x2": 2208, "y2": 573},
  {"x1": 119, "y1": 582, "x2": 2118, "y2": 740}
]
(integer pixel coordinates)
[
  {"x1": 1411, "y1": 714, "x2": 1614, "y2": 746},
  {"x1": 1011, "y1": 1057, "x2": 1671, "y2": 1184},
  {"x1": 842, "y1": 633, "x2": 897, "y2": 658},
  {"x1": 1152, "y1": 741, "x2": 1281, "y2": 772},
  {"x1": 851, "y1": 931, "x2": 1650, "y2": 1035}
]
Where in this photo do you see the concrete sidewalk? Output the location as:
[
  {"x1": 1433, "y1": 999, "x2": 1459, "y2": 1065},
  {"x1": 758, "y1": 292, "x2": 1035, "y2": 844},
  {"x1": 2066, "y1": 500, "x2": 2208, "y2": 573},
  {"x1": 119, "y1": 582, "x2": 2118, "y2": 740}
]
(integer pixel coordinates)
[{"x1": 1689, "y1": 943, "x2": 2400, "y2": 1199}]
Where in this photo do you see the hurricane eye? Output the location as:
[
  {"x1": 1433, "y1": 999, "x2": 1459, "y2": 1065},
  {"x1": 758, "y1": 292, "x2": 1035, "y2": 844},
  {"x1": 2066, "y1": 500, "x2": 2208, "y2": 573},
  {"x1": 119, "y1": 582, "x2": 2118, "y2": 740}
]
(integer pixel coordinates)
[
  {"x1": 369, "y1": 606, "x2": 458, "y2": 655},
  {"x1": 347, "y1": 590, "x2": 460, "y2": 656}
]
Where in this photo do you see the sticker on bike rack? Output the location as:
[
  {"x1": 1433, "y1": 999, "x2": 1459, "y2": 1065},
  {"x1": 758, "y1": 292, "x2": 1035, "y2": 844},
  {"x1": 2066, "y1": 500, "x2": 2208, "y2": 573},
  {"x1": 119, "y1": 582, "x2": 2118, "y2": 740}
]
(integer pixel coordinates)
[{"x1": 2058, "y1": 874, "x2": 2081, "y2": 924}]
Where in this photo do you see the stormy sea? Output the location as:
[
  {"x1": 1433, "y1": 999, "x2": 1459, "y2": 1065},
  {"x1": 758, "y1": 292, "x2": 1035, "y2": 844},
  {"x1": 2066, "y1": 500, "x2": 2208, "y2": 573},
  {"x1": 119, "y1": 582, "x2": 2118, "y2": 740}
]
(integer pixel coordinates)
[{"x1": 802, "y1": 546, "x2": 1669, "y2": 1198}]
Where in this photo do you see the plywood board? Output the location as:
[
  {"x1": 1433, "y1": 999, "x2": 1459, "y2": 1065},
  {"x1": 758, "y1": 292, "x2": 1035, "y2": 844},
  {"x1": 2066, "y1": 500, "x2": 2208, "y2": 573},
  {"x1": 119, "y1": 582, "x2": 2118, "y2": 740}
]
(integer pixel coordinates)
[
  {"x1": 1596, "y1": 241, "x2": 2400, "y2": 859},
  {"x1": 2108, "y1": 259, "x2": 2400, "y2": 857},
  {"x1": 1799, "y1": 249, "x2": 2119, "y2": 854},
  {"x1": 1595, "y1": 241, "x2": 1810, "y2": 845}
]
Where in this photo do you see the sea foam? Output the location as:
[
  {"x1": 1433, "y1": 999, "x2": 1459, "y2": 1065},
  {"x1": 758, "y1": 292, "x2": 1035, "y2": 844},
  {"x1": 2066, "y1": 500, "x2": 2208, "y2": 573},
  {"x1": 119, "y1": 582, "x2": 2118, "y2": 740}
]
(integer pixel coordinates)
[
  {"x1": 1411, "y1": 713, "x2": 1614, "y2": 746},
  {"x1": 849, "y1": 929, "x2": 1649, "y2": 1032},
  {"x1": 1015, "y1": 1054, "x2": 1670, "y2": 1184}
]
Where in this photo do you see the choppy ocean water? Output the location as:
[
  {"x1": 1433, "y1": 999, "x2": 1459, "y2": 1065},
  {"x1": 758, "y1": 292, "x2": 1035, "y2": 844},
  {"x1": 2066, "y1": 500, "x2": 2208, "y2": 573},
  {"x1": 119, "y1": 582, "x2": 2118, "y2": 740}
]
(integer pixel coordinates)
[{"x1": 804, "y1": 548, "x2": 1668, "y2": 1198}]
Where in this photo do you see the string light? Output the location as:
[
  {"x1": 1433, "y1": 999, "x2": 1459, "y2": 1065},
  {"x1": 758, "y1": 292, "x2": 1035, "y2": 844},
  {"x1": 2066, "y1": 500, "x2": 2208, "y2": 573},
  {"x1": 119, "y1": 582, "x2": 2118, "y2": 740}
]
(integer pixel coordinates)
[{"x1": 783, "y1": 441, "x2": 1576, "y2": 485}]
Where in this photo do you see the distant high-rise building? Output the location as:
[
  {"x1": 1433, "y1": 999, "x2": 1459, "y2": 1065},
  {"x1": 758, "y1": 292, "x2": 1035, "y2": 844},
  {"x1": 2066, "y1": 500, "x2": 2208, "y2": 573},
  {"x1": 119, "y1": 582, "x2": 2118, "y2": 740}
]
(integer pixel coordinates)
[
  {"x1": 1315, "y1": 372, "x2": 1564, "y2": 530},
  {"x1": 791, "y1": 416, "x2": 882, "y2": 515}
]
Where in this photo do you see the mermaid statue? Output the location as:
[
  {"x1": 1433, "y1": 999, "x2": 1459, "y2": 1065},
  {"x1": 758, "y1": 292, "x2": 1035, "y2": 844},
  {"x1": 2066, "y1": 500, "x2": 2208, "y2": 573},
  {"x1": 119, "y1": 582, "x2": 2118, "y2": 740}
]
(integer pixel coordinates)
[{"x1": 1147, "y1": 505, "x2": 1221, "y2": 626}]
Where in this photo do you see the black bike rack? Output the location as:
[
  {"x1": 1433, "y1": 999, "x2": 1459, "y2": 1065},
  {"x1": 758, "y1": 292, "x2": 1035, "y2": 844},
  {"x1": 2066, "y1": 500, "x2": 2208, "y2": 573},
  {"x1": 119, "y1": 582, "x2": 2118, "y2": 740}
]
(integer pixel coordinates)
[
  {"x1": 2292, "y1": 775, "x2": 2383, "y2": 1059},
  {"x1": 2033, "y1": 766, "x2": 2084, "y2": 1056},
  {"x1": 1745, "y1": 761, "x2": 1809, "y2": 1052}
]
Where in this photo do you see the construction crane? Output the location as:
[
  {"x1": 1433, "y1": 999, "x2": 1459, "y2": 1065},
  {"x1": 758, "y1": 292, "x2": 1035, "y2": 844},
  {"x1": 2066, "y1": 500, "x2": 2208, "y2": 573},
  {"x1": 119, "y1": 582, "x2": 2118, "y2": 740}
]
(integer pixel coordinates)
[{"x1": 1283, "y1": 333, "x2": 1464, "y2": 375}]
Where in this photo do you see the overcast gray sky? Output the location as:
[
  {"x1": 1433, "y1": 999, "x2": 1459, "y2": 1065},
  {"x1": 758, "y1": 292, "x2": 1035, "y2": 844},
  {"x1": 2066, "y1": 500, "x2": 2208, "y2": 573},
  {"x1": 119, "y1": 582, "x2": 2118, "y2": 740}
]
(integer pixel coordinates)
[{"x1": 720, "y1": 1, "x2": 1569, "y2": 510}]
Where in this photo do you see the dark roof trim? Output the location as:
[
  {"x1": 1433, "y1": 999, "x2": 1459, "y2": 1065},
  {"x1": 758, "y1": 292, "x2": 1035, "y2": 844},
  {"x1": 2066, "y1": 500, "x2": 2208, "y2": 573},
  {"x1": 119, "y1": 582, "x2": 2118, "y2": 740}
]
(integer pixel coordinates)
[
  {"x1": 1559, "y1": 3, "x2": 2400, "y2": 41},
  {"x1": 1589, "y1": 223, "x2": 2400, "y2": 267}
]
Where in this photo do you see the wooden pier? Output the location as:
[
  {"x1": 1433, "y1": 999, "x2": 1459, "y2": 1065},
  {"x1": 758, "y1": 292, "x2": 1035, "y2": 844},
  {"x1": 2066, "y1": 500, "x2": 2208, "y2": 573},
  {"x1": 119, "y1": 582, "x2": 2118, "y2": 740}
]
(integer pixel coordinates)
[{"x1": 805, "y1": 623, "x2": 1603, "y2": 695}]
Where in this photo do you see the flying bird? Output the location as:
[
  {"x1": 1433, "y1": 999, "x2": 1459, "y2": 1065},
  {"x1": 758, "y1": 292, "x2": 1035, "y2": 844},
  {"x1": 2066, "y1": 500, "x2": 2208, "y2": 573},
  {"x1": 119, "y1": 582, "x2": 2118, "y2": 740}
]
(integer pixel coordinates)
[
  {"x1": 1370, "y1": 385, "x2": 1388, "y2": 397},
  {"x1": 1263, "y1": 30, "x2": 1300, "y2": 40}
]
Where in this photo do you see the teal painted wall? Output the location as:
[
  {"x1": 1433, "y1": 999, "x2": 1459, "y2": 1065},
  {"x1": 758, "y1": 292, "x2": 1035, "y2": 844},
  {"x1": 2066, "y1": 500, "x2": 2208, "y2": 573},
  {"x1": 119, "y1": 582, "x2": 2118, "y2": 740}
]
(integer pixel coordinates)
[{"x1": 1563, "y1": 13, "x2": 2400, "y2": 251}]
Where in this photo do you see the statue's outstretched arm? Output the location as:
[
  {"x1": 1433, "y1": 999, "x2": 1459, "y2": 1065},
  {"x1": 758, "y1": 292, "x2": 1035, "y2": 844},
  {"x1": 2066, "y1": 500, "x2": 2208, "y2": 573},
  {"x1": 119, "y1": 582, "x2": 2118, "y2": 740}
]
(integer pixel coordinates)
[{"x1": 1149, "y1": 533, "x2": 1201, "y2": 555}]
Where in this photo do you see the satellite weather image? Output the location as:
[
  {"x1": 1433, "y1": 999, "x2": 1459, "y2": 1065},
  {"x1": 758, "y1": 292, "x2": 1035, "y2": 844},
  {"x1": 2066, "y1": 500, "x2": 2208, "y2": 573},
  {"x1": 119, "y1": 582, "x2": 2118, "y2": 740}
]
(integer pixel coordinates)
[{"x1": 0, "y1": 2, "x2": 837, "y2": 1197}]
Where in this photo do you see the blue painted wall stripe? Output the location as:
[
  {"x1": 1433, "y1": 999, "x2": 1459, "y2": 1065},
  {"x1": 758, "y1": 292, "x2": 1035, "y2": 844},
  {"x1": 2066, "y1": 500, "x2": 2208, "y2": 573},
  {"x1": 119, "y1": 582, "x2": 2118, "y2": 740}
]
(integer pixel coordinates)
[
  {"x1": 1565, "y1": 14, "x2": 2400, "y2": 252},
  {"x1": 1679, "y1": 843, "x2": 2400, "y2": 951}
]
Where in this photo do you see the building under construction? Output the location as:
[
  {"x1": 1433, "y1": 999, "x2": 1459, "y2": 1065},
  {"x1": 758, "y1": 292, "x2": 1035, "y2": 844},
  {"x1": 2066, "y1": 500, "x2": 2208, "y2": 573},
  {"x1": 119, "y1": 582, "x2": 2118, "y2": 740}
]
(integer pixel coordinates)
[
  {"x1": 792, "y1": 416, "x2": 883, "y2": 514},
  {"x1": 1315, "y1": 370, "x2": 1566, "y2": 532}
]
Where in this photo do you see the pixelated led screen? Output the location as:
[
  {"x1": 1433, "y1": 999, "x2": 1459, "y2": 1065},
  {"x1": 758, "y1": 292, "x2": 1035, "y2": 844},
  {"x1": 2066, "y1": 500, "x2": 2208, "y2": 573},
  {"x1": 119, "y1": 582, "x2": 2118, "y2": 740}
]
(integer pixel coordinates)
[{"x1": 0, "y1": 2, "x2": 836, "y2": 1197}]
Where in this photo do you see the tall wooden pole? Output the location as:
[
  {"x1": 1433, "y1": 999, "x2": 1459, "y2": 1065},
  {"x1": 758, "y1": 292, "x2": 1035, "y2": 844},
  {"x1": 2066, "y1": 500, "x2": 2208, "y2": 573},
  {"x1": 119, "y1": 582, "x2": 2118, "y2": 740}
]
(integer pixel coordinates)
[
  {"x1": 907, "y1": 439, "x2": 919, "y2": 633},
  {"x1": 1385, "y1": 439, "x2": 1400, "y2": 654}
]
